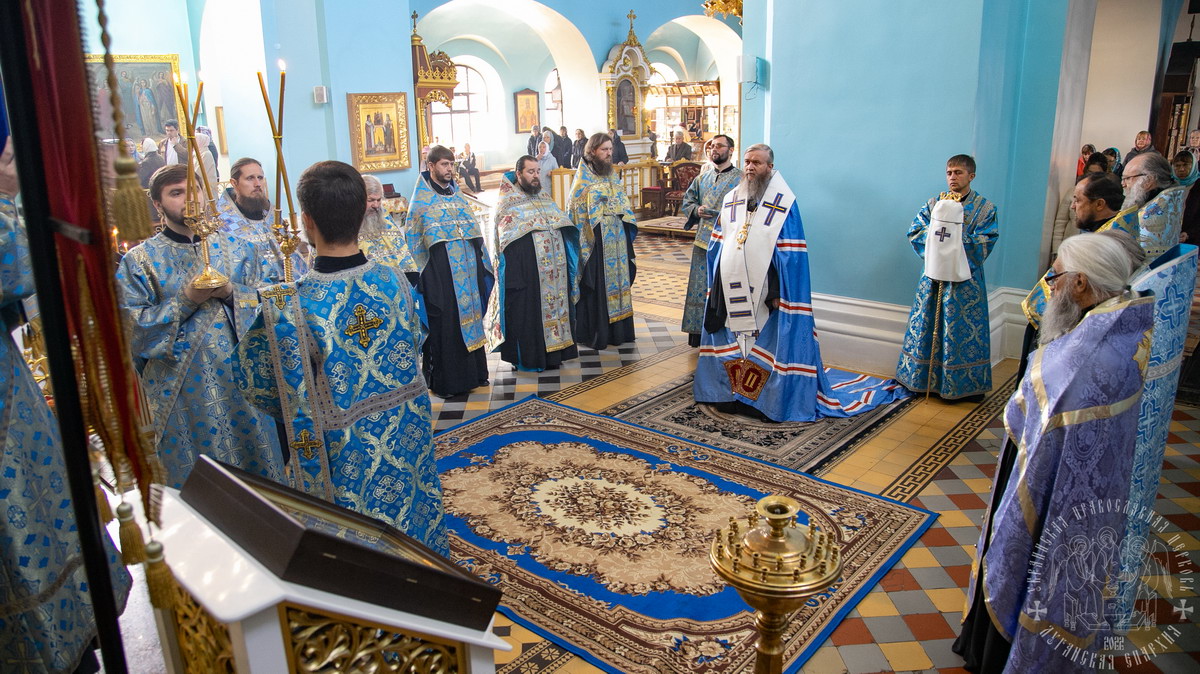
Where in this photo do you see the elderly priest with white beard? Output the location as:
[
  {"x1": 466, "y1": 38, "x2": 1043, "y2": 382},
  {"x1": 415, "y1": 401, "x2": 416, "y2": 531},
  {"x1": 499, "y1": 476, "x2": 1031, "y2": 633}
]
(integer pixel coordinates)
[
  {"x1": 694, "y1": 143, "x2": 908, "y2": 422},
  {"x1": 955, "y1": 231, "x2": 1154, "y2": 673}
]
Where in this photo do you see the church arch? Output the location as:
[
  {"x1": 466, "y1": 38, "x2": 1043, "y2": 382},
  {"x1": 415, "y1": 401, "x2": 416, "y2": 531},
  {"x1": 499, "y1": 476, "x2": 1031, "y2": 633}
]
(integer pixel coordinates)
[
  {"x1": 648, "y1": 49, "x2": 689, "y2": 82},
  {"x1": 645, "y1": 15, "x2": 741, "y2": 141},
  {"x1": 418, "y1": 0, "x2": 605, "y2": 143},
  {"x1": 650, "y1": 63, "x2": 681, "y2": 84}
]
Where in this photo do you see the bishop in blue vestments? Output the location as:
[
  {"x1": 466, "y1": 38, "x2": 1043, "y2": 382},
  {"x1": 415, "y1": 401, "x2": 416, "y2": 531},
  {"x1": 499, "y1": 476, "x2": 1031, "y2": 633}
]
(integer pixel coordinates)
[
  {"x1": 234, "y1": 161, "x2": 447, "y2": 555},
  {"x1": 116, "y1": 164, "x2": 284, "y2": 488},
  {"x1": 695, "y1": 144, "x2": 908, "y2": 422},
  {"x1": 897, "y1": 155, "x2": 998, "y2": 400}
]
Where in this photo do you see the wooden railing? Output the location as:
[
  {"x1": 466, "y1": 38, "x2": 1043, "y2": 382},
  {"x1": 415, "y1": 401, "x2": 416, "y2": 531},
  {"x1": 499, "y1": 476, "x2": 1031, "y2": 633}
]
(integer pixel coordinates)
[
  {"x1": 549, "y1": 168, "x2": 576, "y2": 212},
  {"x1": 547, "y1": 160, "x2": 663, "y2": 213}
]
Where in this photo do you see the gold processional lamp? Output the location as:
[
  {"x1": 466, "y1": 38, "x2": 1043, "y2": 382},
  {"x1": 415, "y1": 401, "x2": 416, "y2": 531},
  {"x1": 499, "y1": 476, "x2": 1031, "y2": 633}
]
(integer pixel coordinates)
[
  {"x1": 710, "y1": 495, "x2": 842, "y2": 674},
  {"x1": 258, "y1": 60, "x2": 302, "y2": 283},
  {"x1": 172, "y1": 73, "x2": 228, "y2": 290}
]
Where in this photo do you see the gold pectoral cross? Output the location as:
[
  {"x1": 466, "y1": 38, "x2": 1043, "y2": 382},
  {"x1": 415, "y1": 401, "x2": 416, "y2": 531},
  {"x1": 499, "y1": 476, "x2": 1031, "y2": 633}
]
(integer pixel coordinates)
[
  {"x1": 291, "y1": 428, "x2": 322, "y2": 460},
  {"x1": 344, "y1": 304, "x2": 384, "y2": 348},
  {"x1": 262, "y1": 286, "x2": 296, "y2": 309}
]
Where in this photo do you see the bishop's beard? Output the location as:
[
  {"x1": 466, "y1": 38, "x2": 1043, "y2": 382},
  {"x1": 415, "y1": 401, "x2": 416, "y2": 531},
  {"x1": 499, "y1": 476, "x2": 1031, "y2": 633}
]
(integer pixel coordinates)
[
  {"x1": 360, "y1": 207, "x2": 386, "y2": 238},
  {"x1": 1121, "y1": 180, "x2": 1149, "y2": 211},
  {"x1": 1038, "y1": 287, "x2": 1085, "y2": 347},
  {"x1": 741, "y1": 171, "x2": 770, "y2": 207},
  {"x1": 586, "y1": 156, "x2": 613, "y2": 177}
]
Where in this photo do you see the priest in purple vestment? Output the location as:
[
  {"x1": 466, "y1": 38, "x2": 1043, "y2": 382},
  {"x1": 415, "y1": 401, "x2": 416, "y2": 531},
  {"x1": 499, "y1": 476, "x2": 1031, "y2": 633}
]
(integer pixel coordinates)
[{"x1": 955, "y1": 232, "x2": 1153, "y2": 673}]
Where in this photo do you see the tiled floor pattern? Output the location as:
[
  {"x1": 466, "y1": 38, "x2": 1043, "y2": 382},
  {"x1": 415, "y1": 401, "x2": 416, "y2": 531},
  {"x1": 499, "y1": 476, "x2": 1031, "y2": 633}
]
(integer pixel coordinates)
[{"x1": 429, "y1": 316, "x2": 688, "y2": 431}]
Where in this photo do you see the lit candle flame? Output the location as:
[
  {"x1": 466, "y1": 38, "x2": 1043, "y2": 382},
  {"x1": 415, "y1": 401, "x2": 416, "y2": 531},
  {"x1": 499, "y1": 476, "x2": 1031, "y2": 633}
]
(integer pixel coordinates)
[{"x1": 278, "y1": 58, "x2": 287, "y2": 73}]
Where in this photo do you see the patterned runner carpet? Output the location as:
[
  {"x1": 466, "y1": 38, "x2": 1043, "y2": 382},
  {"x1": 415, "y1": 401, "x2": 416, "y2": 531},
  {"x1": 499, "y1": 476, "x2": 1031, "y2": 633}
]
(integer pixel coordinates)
[
  {"x1": 604, "y1": 374, "x2": 916, "y2": 474},
  {"x1": 436, "y1": 398, "x2": 934, "y2": 673}
]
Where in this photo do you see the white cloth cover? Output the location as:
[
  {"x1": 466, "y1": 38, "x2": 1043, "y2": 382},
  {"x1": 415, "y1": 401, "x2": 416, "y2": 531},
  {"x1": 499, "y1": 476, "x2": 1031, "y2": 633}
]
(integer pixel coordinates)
[{"x1": 923, "y1": 198, "x2": 971, "y2": 282}]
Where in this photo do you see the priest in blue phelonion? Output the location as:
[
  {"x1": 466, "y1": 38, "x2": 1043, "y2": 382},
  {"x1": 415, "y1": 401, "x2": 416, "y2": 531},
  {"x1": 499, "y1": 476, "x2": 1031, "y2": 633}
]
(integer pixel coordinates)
[
  {"x1": 695, "y1": 144, "x2": 909, "y2": 422},
  {"x1": 234, "y1": 160, "x2": 447, "y2": 555},
  {"x1": 955, "y1": 233, "x2": 1154, "y2": 672}
]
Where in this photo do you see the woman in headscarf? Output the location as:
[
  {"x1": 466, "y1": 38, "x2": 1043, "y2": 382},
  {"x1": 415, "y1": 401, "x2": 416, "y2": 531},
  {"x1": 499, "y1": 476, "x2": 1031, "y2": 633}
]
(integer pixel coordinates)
[
  {"x1": 194, "y1": 132, "x2": 218, "y2": 196},
  {"x1": 1174, "y1": 150, "x2": 1200, "y2": 243},
  {"x1": 1103, "y1": 146, "x2": 1123, "y2": 177},
  {"x1": 196, "y1": 125, "x2": 220, "y2": 180}
]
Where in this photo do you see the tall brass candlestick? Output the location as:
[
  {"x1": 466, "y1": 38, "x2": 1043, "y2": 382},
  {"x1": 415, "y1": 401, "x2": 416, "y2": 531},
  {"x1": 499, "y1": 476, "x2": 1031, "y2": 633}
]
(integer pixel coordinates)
[
  {"x1": 174, "y1": 76, "x2": 228, "y2": 290},
  {"x1": 257, "y1": 64, "x2": 301, "y2": 281}
]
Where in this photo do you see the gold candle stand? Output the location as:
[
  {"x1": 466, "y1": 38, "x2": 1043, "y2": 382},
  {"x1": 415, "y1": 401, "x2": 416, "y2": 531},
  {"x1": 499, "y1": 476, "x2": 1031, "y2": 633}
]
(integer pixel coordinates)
[{"x1": 709, "y1": 495, "x2": 842, "y2": 674}]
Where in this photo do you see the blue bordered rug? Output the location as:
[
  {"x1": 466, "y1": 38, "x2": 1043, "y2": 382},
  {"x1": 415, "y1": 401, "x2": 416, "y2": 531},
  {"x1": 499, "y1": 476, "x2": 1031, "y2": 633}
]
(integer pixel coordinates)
[{"x1": 435, "y1": 397, "x2": 935, "y2": 673}]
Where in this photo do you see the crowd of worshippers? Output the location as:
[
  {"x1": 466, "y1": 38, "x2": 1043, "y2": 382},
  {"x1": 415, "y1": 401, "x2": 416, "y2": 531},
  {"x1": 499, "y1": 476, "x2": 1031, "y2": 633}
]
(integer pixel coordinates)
[
  {"x1": 99, "y1": 117, "x2": 1193, "y2": 672},
  {"x1": 413, "y1": 123, "x2": 706, "y2": 195}
]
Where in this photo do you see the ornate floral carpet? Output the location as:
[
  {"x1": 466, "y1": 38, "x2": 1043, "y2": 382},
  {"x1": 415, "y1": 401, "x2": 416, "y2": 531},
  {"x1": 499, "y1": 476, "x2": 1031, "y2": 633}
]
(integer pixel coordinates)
[
  {"x1": 435, "y1": 398, "x2": 935, "y2": 673},
  {"x1": 604, "y1": 374, "x2": 915, "y2": 474}
]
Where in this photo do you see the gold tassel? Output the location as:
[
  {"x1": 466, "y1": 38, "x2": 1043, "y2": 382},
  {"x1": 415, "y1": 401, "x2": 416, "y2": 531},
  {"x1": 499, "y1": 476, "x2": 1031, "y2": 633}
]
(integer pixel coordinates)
[
  {"x1": 112, "y1": 155, "x2": 153, "y2": 241},
  {"x1": 116, "y1": 501, "x2": 147, "y2": 565},
  {"x1": 95, "y1": 0, "x2": 153, "y2": 242},
  {"x1": 143, "y1": 540, "x2": 177, "y2": 610},
  {"x1": 94, "y1": 479, "x2": 113, "y2": 524}
]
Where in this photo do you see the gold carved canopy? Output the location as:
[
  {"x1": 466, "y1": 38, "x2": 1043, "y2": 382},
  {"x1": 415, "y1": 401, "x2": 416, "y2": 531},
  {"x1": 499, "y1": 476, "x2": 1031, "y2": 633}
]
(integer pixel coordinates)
[
  {"x1": 411, "y1": 11, "x2": 458, "y2": 152},
  {"x1": 602, "y1": 10, "x2": 653, "y2": 138}
]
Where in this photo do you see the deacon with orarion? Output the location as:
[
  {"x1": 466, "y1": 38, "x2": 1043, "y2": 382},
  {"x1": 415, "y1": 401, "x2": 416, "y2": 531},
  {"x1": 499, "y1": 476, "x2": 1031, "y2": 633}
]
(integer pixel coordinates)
[
  {"x1": 406, "y1": 145, "x2": 493, "y2": 397},
  {"x1": 116, "y1": 164, "x2": 284, "y2": 487}
]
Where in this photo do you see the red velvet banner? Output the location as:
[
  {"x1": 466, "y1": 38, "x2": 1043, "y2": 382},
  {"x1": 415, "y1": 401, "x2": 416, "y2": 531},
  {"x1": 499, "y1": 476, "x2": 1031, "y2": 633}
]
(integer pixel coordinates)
[{"x1": 22, "y1": 0, "x2": 157, "y2": 513}]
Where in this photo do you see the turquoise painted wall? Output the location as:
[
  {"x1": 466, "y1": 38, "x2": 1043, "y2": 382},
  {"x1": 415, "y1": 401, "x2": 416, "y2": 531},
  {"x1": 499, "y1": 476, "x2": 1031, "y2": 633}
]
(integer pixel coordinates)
[
  {"x1": 973, "y1": 0, "x2": 1071, "y2": 292},
  {"x1": 741, "y1": 0, "x2": 1070, "y2": 305},
  {"x1": 745, "y1": 0, "x2": 984, "y2": 306},
  {"x1": 257, "y1": 0, "x2": 336, "y2": 193}
]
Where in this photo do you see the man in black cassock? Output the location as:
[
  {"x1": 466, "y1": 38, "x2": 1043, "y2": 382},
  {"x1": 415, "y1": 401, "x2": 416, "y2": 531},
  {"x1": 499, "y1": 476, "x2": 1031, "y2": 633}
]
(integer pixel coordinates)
[
  {"x1": 567, "y1": 133, "x2": 637, "y2": 350},
  {"x1": 486, "y1": 156, "x2": 580, "y2": 371},
  {"x1": 406, "y1": 145, "x2": 493, "y2": 397}
]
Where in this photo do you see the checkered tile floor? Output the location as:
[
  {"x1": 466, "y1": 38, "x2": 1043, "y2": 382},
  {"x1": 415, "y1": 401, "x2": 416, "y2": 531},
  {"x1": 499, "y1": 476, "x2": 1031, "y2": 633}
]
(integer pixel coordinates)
[
  {"x1": 430, "y1": 315, "x2": 687, "y2": 431},
  {"x1": 635, "y1": 233, "x2": 694, "y2": 264},
  {"x1": 803, "y1": 406, "x2": 1200, "y2": 674}
]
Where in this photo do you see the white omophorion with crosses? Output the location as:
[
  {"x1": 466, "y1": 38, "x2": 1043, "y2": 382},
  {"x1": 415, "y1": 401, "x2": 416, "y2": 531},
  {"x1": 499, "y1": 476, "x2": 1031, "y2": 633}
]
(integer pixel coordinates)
[{"x1": 923, "y1": 196, "x2": 971, "y2": 283}]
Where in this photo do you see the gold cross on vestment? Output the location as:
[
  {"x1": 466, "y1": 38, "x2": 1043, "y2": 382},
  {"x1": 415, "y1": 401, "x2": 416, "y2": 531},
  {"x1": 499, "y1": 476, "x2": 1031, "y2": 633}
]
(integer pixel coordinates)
[
  {"x1": 344, "y1": 304, "x2": 384, "y2": 348},
  {"x1": 262, "y1": 286, "x2": 296, "y2": 309},
  {"x1": 291, "y1": 429, "x2": 321, "y2": 460}
]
